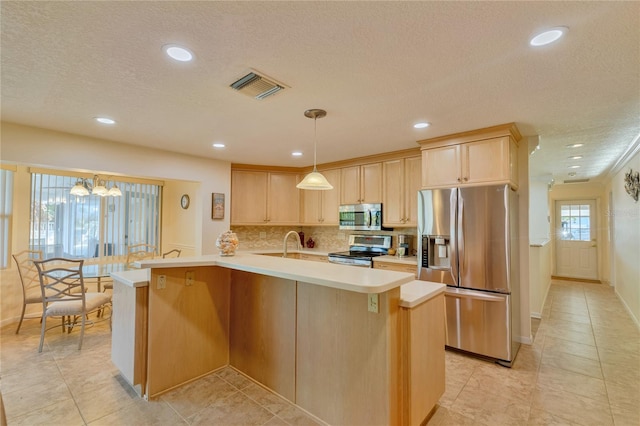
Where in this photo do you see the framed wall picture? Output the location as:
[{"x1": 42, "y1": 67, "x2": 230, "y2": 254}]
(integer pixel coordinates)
[{"x1": 212, "y1": 193, "x2": 225, "y2": 219}]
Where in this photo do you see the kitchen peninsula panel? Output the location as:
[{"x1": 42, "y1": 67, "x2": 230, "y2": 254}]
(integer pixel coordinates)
[
  {"x1": 146, "y1": 266, "x2": 230, "y2": 398},
  {"x1": 229, "y1": 270, "x2": 296, "y2": 402}
]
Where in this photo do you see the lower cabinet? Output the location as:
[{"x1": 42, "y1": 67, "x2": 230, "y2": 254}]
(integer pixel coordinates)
[
  {"x1": 400, "y1": 291, "x2": 445, "y2": 425},
  {"x1": 373, "y1": 259, "x2": 418, "y2": 278}
]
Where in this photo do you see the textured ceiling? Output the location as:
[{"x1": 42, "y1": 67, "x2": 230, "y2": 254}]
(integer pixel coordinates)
[{"x1": 2, "y1": 1, "x2": 639, "y2": 184}]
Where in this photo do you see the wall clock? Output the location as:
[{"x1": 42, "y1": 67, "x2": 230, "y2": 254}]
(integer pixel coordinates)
[{"x1": 180, "y1": 194, "x2": 190, "y2": 209}]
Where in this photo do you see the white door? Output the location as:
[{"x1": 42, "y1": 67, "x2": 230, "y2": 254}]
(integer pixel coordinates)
[{"x1": 555, "y1": 200, "x2": 598, "y2": 280}]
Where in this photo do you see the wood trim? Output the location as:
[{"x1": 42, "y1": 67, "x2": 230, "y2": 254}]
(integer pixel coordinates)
[
  {"x1": 551, "y1": 275, "x2": 601, "y2": 284},
  {"x1": 231, "y1": 163, "x2": 302, "y2": 173},
  {"x1": 417, "y1": 122, "x2": 522, "y2": 148},
  {"x1": 27, "y1": 167, "x2": 165, "y2": 186},
  {"x1": 0, "y1": 164, "x2": 17, "y2": 172},
  {"x1": 232, "y1": 147, "x2": 421, "y2": 174}
]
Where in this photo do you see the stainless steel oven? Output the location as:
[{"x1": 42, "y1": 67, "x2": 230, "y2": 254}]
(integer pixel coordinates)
[{"x1": 328, "y1": 235, "x2": 391, "y2": 268}]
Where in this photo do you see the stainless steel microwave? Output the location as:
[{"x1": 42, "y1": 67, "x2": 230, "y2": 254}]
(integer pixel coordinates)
[{"x1": 338, "y1": 203, "x2": 382, "y2": 231}]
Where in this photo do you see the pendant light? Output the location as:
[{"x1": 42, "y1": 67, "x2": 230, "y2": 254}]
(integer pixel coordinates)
[{"x1": 297, "y1": 109, "x2": 334, "y2": 190}]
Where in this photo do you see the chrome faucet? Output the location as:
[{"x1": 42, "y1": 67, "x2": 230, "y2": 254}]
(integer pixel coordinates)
[{"x1": 283, "y1": 230, "x2": 302, "y2": 258}]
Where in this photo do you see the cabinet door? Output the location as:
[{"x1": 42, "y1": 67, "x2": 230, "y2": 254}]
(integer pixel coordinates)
[
  {"x1": 403, "y1": 156, "x2": 422, "y2": 226},
  {"x1": 340, "y1": 166, "x2": 361, "y2": 204},
  {"x1": 268, "y1": 173, "x2": 300, "y2": 224},
  {"x1": 300, "y1": 187, "x2": 321, "y2": 224},
  {"x1": 319, "y1": 169, "x2": 341, "y2": 224},
  {"x1": 361, "y1": 163, "x2": 382, "y2": 203},
  {"x1": 421, "y1": 145, "x2": 461, "y2": 188},
  {"x1": 382, "y1": 159, "x2": 404, "y2": 226},
  {"x1": 231, "y1": 171, "x2": 268, "y2": 224},
  {"x1": 462, "y1": 137, "x2": 510, "y2": 184}
]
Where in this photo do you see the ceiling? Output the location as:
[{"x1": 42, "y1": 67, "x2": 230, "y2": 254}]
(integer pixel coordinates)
[{"x1": 2, "y1": 1, "x2": 639, "y2": 184}]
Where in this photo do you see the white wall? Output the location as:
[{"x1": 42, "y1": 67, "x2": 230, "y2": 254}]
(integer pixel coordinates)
[
  {"x1": 0, "y1": 122, "x2": 231, "y2": 325},
  {"x1": 529, "y1": 180, "x2": 550, "y2": 241},
  {"x1": 605, "y1": 150, "x2": 640, "y2": 325},
  {"x1": 1, "y1": 122, "x2": 231, "y2": 255}
]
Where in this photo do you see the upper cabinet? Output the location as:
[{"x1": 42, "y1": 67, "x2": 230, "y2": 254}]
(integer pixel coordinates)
[
  {"x1": 340, "y1": 163, "x2": 382, "y2": 204},
  {"x1": 419, "y1": 123, "x2": 521, "y2": 190},
  {"x1": 231, "y1": 170, "x2": 300, "y2": 225},
  {"x1": 382, "y1": 156, "x2": 421, "y2": 227},
  {"x1": 300, "y1": 168, "x2": 341, "y2": 225}
]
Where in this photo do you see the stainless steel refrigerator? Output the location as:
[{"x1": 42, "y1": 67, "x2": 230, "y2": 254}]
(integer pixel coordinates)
[{"x1": 417, "y1": 184, "x2": 520, "y2": 366}]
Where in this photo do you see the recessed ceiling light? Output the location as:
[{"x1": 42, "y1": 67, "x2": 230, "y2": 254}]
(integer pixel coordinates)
[
  {"x1": 569, "y1": 165, "x2": 581, "y2": 169},
  {"x1": 163, "y1": 44, "x2": 194, "y2": 62},
  {"x1": 530, "y1": 27, "x2": 568, "y2": 47},
  {"x1": 413, "y1": 122, "x2": 431, "y2": 129},
  {"x1": 291, "y1": 151, "x2": 303, "y2": 157},
  {"x1": 212, "y1": 143, "x2": 225, "y2": 148},
  {"x1": 568, "y1": 172, "x2": 577, "y2": 177},
  {"x1": 95, "y1": 117, "x2": 115, "y2": 124},
  {"x1": 569, "y1": 155, "x2": 583, "y2": 160},
  {"x1": 566, "y1": 143, "x2": 584, "y2": 148}
]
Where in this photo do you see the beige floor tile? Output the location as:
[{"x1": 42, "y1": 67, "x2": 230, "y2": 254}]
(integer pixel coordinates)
[
  {"x1": 601, "y1": 361, "x2": 640, "y2": 391},
  {"x1": 531, "y1": 386, "x2": 614, "y2": 425},
  {"x1": 526, "y1": 408, "x2": 582, "y2": 425},
  {"x1": 8, "y1": 396, "x2": 85, "y2": 426},
  {"x1": 2, "y1": 380, "x2": 74, "y2": 421},
  {"x1": 188, "y1": 391, "x2": 275, "y2": 425},
  {"x1": 449, "y1": 384, "x2": 531, "y2": 425},
  {"x1": 438, "y1": 374, "x2": 468, "y2": 409},
  {"x1": 161, "y1": 372, "x2": 237, "y2": 419},
  {"x1": 88, "y1": 397, "x2": 188, "y2": 425},
  {"x1": 71, "y1": 373, "x2": 139, "y2": 423},
  {"x1": 541, "y1": 348, "x2": 603, "y2": 379},
  {"x1": 536, "y1": 364, "x2": 608, "y2": 403},
  {"x1": 463, "y1": 363, "x2": 536, "y2": 403},
  {"x1": 426, "y1": 405, "x2": 479, "y2": 425},
  {"x1": 542, "y1": 335, "x2": 600, "y2": 361},
  {"x1": 542, "y1": 326, "x2": 596, "y2": 347}
]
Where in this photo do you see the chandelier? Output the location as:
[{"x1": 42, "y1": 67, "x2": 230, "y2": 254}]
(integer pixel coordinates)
[{"x1": 70, "y1": 175, "x2": 122, "y2": 197}]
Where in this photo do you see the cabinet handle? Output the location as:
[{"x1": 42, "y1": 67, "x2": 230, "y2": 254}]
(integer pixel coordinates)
[
  {"x1": 463, "y1": 177, "x2": 468, "y2": 182},
  {"x1": 457, "y1": 177, "x2": 461, "y2": 182}
]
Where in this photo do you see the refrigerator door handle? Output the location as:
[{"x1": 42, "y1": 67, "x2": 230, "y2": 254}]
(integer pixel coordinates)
[
  {"x1": 449, "y1": 189, "x2": 458, "y2": 285},
  {"x1": 458, "y1": 194, "x2": 465, "y2": 275},
  {"x1": 446, "y1": 289, "x2": 506, "y2": 302}
]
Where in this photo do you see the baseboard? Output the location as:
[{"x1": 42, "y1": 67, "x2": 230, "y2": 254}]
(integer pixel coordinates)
[
  {"x1": 614, "y1": 288, "x2": 640, "y2": 331},
  {"x1": 531, "y1": 312, "x2": 542, "y2": 319},
  {"x1": 518, "y1": 335, "x2": 533, "y2": 345},
  {"x1": 552, "y1": 275, "x2": 601, "y2": 284}
]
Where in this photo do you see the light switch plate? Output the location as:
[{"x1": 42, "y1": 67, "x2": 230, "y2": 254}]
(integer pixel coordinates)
[
  {"x1": 367, "y1": 294, "x2": 379, "y2": 313},
  {"x1": 158, "y1": 275, "x2": 166, "y2": 289},
  {"x1": 185, "y1": 271, "x2": 195, "y2": 286}
]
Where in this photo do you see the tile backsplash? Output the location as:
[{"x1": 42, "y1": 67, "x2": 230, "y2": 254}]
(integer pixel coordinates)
[{"x1": 231, "y1": 226, "x2": 418, "y2": 253}]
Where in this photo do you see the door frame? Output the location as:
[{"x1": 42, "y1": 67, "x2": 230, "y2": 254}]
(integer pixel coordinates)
[{"x1": 553, "y1": 198, "x2": 599, "y2": 280}]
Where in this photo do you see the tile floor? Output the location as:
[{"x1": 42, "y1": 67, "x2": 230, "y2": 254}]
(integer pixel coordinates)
[{"x1": 1, "y1": 279, "x2": 638, "y2": 425}]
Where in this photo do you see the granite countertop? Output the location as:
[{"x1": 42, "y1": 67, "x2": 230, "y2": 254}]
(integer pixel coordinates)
[{"x1": 133, "y1": 252, "x2": 414, "y2": 294}]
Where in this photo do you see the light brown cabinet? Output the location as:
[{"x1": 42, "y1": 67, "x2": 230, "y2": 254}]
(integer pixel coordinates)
[
  {"x1": 231, "y1": 170, "x2": 300, "y2": 225},
  {"x1": 382, "y1": 156, "x2": 421, "y2": 227},
  {"x1": 419, "y1": 123, "x2": 521, "y2": 190},
  {"x1": 373, "y1": 259, "x2": 418, "y2": 278},
  {"x1": 300, "y1": 168, "x2": 340, "y2": 225},
  {"x1": 340, "y1": 163, "x2": 382, "y2": 204},
  {"x1": 421, "y1": 136, "x2": 518, "y2": 189}
]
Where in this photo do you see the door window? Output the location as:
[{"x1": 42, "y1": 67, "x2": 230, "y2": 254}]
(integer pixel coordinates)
[{"x1": 560, "y1": 203, "x2": 591, "y2": 241}]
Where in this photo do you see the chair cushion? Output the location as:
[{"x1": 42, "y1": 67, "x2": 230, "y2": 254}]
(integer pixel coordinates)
[{"x1": 45, "y1": 293, "x2": 112, "y2": 316}]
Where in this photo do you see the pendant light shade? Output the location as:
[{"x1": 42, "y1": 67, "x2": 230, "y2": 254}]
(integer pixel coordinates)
[{"x1": 297, "y1": 109, "x2": 333, "y2": 190}]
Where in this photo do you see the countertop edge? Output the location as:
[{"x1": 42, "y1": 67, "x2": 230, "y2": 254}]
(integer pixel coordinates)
[
  {"x1": 135, "y1": 253, "x2": 415, "y2": 294},
  {"x1": 399, "y1": 281, "x2": 446, "y2": 308},
  {"x1": 111, "y1": 269, "x2": 150, "y2": 288}
]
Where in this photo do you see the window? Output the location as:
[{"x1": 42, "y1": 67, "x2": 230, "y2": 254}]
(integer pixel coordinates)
[
  {"x1": 30, "y1": 173, "x2": 161, "y2": 259},
  {"x1": 560, "y1": 203, "x2": 591, "y2": 241},
  {"x1": 0, "y1": 169, "x2": 14, "y2": 268}
]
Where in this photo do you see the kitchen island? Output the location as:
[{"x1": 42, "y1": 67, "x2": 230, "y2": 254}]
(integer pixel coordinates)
[{"x1": 111, "y1": 252, "x2": 444, "y2": 425}]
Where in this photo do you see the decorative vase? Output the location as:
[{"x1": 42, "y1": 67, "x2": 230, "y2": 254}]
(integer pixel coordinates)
[{"x1": 216, "y1": 231, "x2": 239, "y2": 256}]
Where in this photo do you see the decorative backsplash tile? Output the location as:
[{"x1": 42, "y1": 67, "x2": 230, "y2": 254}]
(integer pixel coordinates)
[{"x1": 231, "y1": 226, "x2": 418, "y2": 253}]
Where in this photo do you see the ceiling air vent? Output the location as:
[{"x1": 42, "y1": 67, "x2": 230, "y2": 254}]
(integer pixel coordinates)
[
  {"x1": 230, "y1": 71, "x2": 285, "y2": 100},
  {"x1": 563, "y1": 178, "x2": 590, "y2": 184}
]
